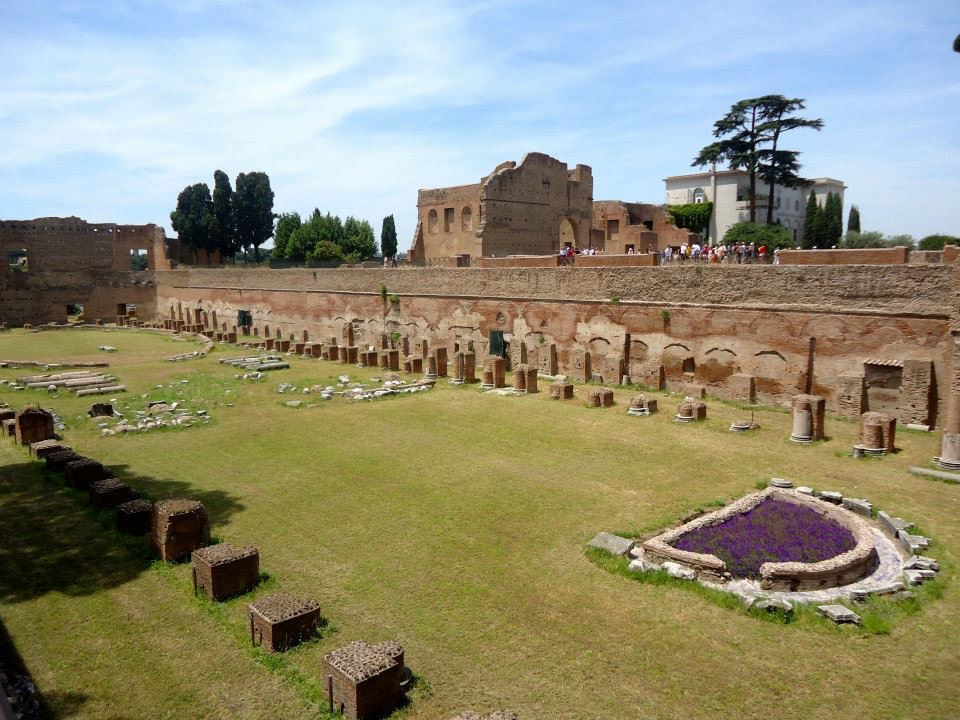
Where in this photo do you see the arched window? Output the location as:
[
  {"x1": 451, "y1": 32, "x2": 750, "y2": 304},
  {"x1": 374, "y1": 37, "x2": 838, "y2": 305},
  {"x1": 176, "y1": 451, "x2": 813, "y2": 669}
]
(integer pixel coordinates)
[
  {"x1": 427, "y1": 209, "x2": 439, "y2": 234},
  {"x1": 461, "y1": 206, "x2": 472, "y2": 231},
  {"x1": 693, "y1": 188, "x2": 706, "y2": 204}
]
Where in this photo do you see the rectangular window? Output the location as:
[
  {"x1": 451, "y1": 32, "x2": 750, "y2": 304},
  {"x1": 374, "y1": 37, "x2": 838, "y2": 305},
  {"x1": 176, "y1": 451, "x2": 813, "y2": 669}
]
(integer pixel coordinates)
[{"x1": 443, "y1": 208, "x2": 455, "y2": 233}]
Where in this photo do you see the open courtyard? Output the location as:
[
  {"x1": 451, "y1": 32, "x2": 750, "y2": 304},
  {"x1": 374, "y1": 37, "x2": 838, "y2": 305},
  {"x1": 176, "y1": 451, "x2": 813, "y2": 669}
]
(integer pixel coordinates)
[{"x1": 0, "y1": 328, "x2": 956, "y2": 720}]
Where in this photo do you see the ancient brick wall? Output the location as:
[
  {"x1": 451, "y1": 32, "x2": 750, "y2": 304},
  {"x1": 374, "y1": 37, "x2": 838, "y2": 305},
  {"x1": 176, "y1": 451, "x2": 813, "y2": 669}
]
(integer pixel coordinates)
[
  {"x1": 779, "y1": 247, "x2": 910, "y2": 265},
  {"x1": 156, "y1": 263, "x2": 954, "y2": 424},
  {"x1": 415, "y1": 184, "x2": 482, "y2": 262},
  {"x1": 476, "y1": 153, "x2": 593, "y2": 257}
]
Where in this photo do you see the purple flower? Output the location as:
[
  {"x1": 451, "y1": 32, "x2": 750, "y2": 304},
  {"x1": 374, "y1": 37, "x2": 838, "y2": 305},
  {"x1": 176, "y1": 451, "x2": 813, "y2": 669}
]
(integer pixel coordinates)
[{"x1": 670, "y1": 498, "x2": 856, "y2": 579}]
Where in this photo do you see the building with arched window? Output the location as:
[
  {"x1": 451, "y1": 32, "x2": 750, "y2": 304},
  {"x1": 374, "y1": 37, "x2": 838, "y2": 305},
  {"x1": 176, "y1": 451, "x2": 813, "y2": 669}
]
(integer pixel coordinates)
[
  {"x1": 664, "y1": 168, "x2": 846, "y2": 244},
  {"x1": 409, "y1": 153, "x2": 594, "y2": 264}
]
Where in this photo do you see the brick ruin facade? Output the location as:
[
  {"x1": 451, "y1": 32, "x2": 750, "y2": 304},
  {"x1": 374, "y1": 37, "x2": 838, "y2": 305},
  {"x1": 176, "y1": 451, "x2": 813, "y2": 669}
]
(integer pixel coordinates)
[
  {"x1": 0, "y1": 216, "x2": 222, "y2": 325},
  {"x1": 409, "y1": 153, "x2": 708, "y2": 265},
  {"x1": 409, "y1": 152, "x2": 594, "y2": 264},
  {"x1": 154, "y1": 262, "x2": 958, "y2": 428}
]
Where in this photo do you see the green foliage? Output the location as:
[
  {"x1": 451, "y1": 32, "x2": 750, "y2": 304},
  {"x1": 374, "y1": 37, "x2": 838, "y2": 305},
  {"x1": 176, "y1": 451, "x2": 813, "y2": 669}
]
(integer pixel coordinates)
[
  {"x1": 609, "y1": 294, "x2": 621, "y2": 305},
  {"x1": 170, "y1": 183, "x2": 215, "y2": 251},
  {"x1": 802, "y1": 190, "x2": 819, "y2": 248},
  {"x1": 847, "y1": 205, "x2": 860, "y2": 234},
  {"x1": 954, "y1": 33, "x2": 960, "y2": 52},
  {"x1": 825, "y1": 191, "x2": 843, "y2": 246},
  {"x1": 306, "y1": 240, "x2": 345, "y2": 265},
  {"x1": 917, "y1": 234, "x2": 960, "y2": 250},
  {"x1": 695, "y1": 95, "x2": 822, "y2": 224},
  {"x1": 341, "y1": 216, "x2": 377, "y2": 261},
  {"x1": 380, "y1": 284, "x2": 388, "y2": 301},
  {"x1": 843, "y1": 231, "x2": 915, "y2": 249},
  {"x1": 234, "y1": 171, "x2": 275, "y2": 261},
  {"x1": 668, "y1": 202, "x2": 713, "y2": 235},
  {"x1": 660, "y1": 309, "x2": 670, "y2": 323},
  {"x1": 272, "y1": 212, "x2": 301, "y2": 259},
  {"x1": 380, "y1": 214, "x2": 398, "y2": 259},
  {"x1": 722, "y1": 221, "x2": 794, "y2": 250},
  {"x1": 211, "y1": 170, "x2": 238, "y2": 256},
  {"x1": 131, "y1": 252, "x2": 149, "y2": 271},
  {"x1": 388, "y1": 294, "x2": 400, "y2": 305}
]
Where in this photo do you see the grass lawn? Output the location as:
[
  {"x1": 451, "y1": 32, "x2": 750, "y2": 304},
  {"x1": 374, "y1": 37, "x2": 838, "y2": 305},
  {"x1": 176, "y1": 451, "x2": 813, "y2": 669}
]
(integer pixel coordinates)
[{"x1": 0, "y1": 328, "x2": 957, "y2": 719}]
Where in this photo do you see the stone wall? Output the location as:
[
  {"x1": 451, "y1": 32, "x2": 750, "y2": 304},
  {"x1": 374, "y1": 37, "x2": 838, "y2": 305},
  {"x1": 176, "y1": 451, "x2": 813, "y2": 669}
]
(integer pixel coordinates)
[
  {"x1": 155, "y1": 263, "x2": 954, "y2": 424},
  {"x1": 779, "y1": 247, "x2": 910, "y2": 265}
]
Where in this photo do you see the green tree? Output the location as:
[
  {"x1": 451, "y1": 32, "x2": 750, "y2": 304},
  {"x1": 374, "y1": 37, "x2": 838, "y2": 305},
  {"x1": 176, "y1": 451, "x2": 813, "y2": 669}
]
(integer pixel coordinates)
[
  {"x1": 211, "y1": 170, "x2": 237, "y2": 256},
  {"x1": 825, "y1": 191, "x2": 843, "y2": 246},
  {"x1": 170, "y1": 183, "x2": 215, "y2": 251},
  {"x1": 802, "y1": 190, "x2": 819, "y2": 249},
  {"x1": 755, "y1": 96, "x2": 823, "y2": 225},
  {"x1": 847, "y1": 205, "x2": 861, "y2": 234},
  {"x1": 813, "y1": 192, "x2": 833, "y2": 248},
  {"x1": 917, "y1": 234, "x2": 960, "y2": 250},
  {"x1": 307, "y1": 240, "x2": 346, "y2": 265},
  {"x1": 272, "y1": 212, "x2": 301, "y2": 259},
  {"x1": 234, "y1": 171, "x2": 275, "y2": 261},
  {"x1": 954, "y1": 33, "x2": 960, "y2": 52},
  {"x1": 693, "y1": 98, "x2": 768, "y2": 222},
  {"x1": 721, "y1": 221, "x2": 794, "y2": 250},
  {"x1": 380, "y1": 215, "x2": 398, "y2": 259},
  {"x1": 341, "y1": 217, "x2": 377, "y2": 261}
]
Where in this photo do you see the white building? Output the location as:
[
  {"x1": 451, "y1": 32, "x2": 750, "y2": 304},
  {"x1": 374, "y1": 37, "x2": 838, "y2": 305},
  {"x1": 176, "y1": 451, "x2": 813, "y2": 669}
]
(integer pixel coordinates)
[{"x1": 664, "y1": 168, "x2": 846, "y2": 245}]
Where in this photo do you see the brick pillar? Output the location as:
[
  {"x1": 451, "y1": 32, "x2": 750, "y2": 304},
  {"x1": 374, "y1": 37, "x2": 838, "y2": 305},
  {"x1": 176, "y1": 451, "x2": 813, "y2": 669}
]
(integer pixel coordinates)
[{"x1": 937, "y1": 332, "x2": 960, "y2": 469}]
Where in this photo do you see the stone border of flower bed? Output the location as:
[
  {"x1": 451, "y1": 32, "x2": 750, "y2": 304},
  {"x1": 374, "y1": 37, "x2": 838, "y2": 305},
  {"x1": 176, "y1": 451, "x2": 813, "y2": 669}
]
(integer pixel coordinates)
[{"x1": 640, "y1": 488, "x2": 878, "y2": 591}]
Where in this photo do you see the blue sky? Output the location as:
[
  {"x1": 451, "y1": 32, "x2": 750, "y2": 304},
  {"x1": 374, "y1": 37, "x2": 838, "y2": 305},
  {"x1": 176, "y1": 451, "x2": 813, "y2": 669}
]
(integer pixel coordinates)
[{"x1": 1, "y1": 0, "x2": 958, "y2": 250}]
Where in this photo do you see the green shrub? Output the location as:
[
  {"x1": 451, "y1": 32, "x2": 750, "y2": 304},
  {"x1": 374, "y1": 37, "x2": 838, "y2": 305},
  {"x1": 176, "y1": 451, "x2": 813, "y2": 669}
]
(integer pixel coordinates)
[{"x1": 721, "y1": 222, "x2": 793, "y2": 250}]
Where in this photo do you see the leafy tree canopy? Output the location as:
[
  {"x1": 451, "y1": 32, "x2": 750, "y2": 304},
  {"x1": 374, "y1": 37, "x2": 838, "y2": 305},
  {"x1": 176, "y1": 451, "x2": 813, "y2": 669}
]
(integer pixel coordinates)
[
  {"x1": 273, "y1": 212, "x2": 301, "y2": 259},
  {"x1": 843, "y1": 231, "x2": 915, "y2": 249},
  {"x1": 235, "y1": 171, "x2": 275, "y2": 261},
  {"x1": 170, "y1": 183, "x2": 215, "y2": 251},
  {"x1": 917, "y1": 234, "x2": 960, "y2": 250},
  {"x1": 722, "y1": 221, "x2": 794, "y2": 250}
]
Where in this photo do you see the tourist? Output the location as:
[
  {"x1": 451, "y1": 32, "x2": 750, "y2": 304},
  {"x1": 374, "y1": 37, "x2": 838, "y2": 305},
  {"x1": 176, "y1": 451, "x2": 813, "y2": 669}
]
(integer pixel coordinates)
[{"x1": 773, "y1": 247, "x2": 781, "y2": 265}]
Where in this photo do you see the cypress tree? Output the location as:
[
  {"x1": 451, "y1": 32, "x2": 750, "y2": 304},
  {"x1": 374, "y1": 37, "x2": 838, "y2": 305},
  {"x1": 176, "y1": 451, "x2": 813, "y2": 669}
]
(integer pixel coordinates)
[
  {"x1": 802, "y1": 190, "x2": 819, "y2": 248},
  {"x1": 380, "y1": 215, "x2": 398, "y2": 259},
  {"x1": 828, "y1": 192, "x2": 843, "y2": 246},
  {"x1": 847, "y1": 205, "x2": 860, "y2": 234}
]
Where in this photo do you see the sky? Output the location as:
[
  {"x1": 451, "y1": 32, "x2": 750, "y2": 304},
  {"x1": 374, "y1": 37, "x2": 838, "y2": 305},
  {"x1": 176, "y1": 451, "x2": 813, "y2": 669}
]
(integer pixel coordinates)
[{"x1": 1, "y1": 0, "x2": 959, "y2": 250}]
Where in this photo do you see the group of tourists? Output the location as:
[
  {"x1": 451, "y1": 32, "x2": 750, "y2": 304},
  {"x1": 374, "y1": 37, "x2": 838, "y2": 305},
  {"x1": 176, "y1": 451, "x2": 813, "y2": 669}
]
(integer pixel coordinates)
[{"x1": 660, "y1": 243, "x2": 780, "y2": 265}]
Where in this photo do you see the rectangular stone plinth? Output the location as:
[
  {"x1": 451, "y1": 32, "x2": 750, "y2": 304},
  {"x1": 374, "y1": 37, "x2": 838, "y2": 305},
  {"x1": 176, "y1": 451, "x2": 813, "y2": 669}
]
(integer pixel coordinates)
[
  {"x1": 65, "y1": 458, "x2": 107, "y2": 490},
  {"x1": 28, "y1": 439, "x2": 65, "y2": 458},
  {"x1": 550, "y1": 382, "x2": 574, "y2": 400},
  {"x1": 249, "y1": 592, "x2": 319, "y2": 652},
  {"x1": 322, "y1": 640, "x2": 406, "y2": 720},
  {"x1": 89, "y1": 478, "x2": 139, "y2": 508},
  {"x1": 729, "y1": 374, "x2": 756, "y2": 404},
  {"x1": 152, "y1": 499, "x2": 210, "y2": 561},
  {"x1": 45, "y1": 449, "x2": 81, "y2": 471},
  {"x1": 192, "y1": 544, "x2": 260, "y2": 601},
  {"x1": 116, "y1": 499, "x2": 153, "y2": 534},
  {"x1": 15, "y1": 407, "x2": 55, "y2": 446}
]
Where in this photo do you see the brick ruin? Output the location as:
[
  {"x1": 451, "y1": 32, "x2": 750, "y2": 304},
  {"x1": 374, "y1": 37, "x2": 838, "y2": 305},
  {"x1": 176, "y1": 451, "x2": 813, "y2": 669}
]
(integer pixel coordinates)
[
  {"x1": 2, "y1": 209, "x2": 959, "y2": 461},
  {"x1": 408, "y1": 152, "x2": 705, "y2": 266}
]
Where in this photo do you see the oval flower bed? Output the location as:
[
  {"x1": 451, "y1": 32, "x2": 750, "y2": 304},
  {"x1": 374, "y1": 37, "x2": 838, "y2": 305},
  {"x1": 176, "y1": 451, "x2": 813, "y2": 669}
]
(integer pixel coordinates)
[
  {"x1": 641, "y1": 489, "x2": 879, "y2": 590},
  {"x1": 670, "y1": 497, "x2": 856, "y2": 580}
]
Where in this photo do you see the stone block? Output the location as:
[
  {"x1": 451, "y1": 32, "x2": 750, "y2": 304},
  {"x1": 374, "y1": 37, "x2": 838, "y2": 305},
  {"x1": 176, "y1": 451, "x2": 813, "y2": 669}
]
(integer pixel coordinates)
[
  {"x1": 602, "y1": 355, "x2": 624, "y2": 385},
  {"x1": 841, "y1": 497, "x2": 873, "y2": 517},
  {"x1": 65, "y1": 458, "x2": 107, "y2": 490},
  {"x1": 898, "y1": 532, "x2": 929, "y2": 555},
  {"x1": 89, "y1": 478, "x2": 139, "y2": 509},
  {"x1": 859, "y1": 411, "x2": 896, "y2": 452},
  {"x1": 900, "y1": 358, "x2": 933, "y2": 426},
  {"x1": 28, "y1": 439, "x2": 65, "y2": 459},
  {"x1": 818, "y1": 490, "x2": 842, "y2": 505},
  {"x1": 877, "y1": 510, "x2": 912, "y2": 537},
  {"x1": 462, "y1": 351, "x2": 476, "y2": 382},
  {"x1": 524, "y1": 365, "x2": 538, "y2": 393},
  {"x1": 322, "y1": 640, "x2": 406, "y2": 720},
  {"x1": 682, "y1": 383, "x2": 706, "y2": 399},
  {"x1": 152, "y1": 499, "x2": 210, "y2": 562},
  {"x1": 587, "y1": 532, "x2": 634, "y2": 556},
  {"x1": 570, "y1": 347, "x2": 592, "y2": 383},
  {"x1": 768, "y1": 478, "x2": 793, "y2": 489},
  {"x1": 836, "y1": 373, "x2": 866, "y2": 418},
  {"x1": 729, "y1": 373, "x2": 756, "y2": 404},
  {"x1": 116, "y1": 499, "x2": 153, "y2": 535},
  {"x1": 15, "y1": 407, "x2": 55, "y2": 446},
  {"x1": 538, "y1": 343, "x2": 558, "y2": 376},
  {"x1": 793, "y1": 394, "x2": 825, "y2": 440},
  {"x1": 512, "y1": 364, "x2": 527, "y2": 391},
  {"x1": 662, "y1": 561, "x2": 696, "y2": 580},
  {"x1": 44, "y1": 449, "x2": 81, "y2": 471},
  {"x1": 249, "y1": 592, "x2": 320, "y2": 653},
  {"x1": 433, "y1": 347, "x2": 448, "y2": 377},
  {"x1": 586, "y1": 388, "x2": 614, "y2": 408},
  {"x1": 817, "y1": 604, "x2": 861, "y2": 625},
  {"x1": 192, "y1": 544, "x2": 260, "y2": 601}
]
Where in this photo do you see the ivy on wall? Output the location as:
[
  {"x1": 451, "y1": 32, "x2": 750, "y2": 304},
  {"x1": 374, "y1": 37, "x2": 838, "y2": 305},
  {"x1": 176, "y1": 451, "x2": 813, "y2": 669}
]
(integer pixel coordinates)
[{"x1": 667, "y1": 202, "x2": 713, "y2": 236}]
